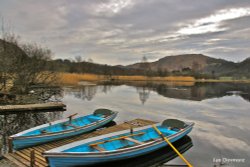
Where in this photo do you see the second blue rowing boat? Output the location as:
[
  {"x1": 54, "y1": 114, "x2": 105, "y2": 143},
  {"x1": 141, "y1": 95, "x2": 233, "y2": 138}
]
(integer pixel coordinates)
[{"x1": 43, "y1": 119, "x2": 194, "y2": 167}]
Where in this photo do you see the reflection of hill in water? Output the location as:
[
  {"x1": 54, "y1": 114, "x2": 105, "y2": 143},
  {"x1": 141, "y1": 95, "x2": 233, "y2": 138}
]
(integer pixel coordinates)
[
  {"x1": 82, "y1": 135, "x2": 193, "y2": 167},
  {"x1": 64, "y1": 82, "x2": 250, "y2": 103},
  {"x1": 124, "y1": 82, "x2": 250, "y2": 102},
  {"x1": 155, "y1": 83, "x2": 250, "y2": 101}
]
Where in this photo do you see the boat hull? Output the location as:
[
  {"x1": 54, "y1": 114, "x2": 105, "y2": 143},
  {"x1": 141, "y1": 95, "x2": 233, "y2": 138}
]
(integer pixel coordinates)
[
  {"x1": 11, "y1": 112, "x2": 117, "y2": 150},
  {"x1": 45, "y1": 124, "x2": 193, "y2": 167}
]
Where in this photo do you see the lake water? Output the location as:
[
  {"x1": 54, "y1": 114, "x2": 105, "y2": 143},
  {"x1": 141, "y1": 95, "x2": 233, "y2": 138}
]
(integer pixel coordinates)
[{"x1": 1, "y1": 82, "x2": 250, "y2": 167}]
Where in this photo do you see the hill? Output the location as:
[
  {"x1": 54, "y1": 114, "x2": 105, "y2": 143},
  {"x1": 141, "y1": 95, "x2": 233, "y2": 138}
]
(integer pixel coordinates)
[
  {"x1": 128, "y1": 54, "x2": 228, "y2": 71},
  {"x1": 127, "y1": 54, "x2": 249, "y2": 77}
]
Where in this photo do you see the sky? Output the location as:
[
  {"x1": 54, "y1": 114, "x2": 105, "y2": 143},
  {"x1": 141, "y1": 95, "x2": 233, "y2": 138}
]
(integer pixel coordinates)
[{"x1": 0, "y1": 0, "x2": 250, "y2": 65}]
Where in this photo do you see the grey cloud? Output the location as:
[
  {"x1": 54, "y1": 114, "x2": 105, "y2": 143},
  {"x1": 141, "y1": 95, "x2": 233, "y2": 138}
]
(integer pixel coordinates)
[{"x1": 0, "y1": 0, "x2": 250, "y2": 65}]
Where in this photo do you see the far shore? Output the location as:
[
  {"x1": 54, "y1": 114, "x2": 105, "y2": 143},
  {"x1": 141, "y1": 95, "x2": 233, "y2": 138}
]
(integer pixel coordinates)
[{"x1": 59, "y1": 73, "x2": 250, "y2": 85}]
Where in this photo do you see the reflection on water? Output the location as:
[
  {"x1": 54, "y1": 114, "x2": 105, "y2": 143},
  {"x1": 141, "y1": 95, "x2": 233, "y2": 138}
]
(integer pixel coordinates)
[
  {"x1": 63, "y1": 82, "x2": 250, "y2": 167},
  {"x1": 0, "y1": 112, "x2": 63, "y2": 154},
  {"x1": 83, "y1": 136, "x2": 193, "y2": 167},
  {"x1": 133, "y1": 82, "x2": 250, "y2": 102},
  {"x1": 136, "y1": 87, "x2": 151, "y2": 104},
  {"x1": 65, "y1": 82, "x2": 250, "y2": 103},
  {"x1": 1, "y1": 82, "x2": 250, "y2": 166},
  {"x1": 64, "y1": 85, "x2": 98, "y2": 101}
]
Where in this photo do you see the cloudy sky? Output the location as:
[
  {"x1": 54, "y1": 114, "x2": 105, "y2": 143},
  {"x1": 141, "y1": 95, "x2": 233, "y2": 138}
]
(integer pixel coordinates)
[{"x1": 1, "y1": 0, "x2": 250, "y2": 65}]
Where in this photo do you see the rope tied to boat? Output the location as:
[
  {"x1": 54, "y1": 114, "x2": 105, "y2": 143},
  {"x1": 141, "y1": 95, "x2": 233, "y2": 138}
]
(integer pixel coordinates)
[{"x1": 152, "y1": 124, "x2": 193, "y2": 167}]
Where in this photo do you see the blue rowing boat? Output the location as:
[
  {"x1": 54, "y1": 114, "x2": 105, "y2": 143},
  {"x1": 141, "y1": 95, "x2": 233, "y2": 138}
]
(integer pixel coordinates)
[
  {"x1": 10, "y1": 109, "x2": 118, "y2": 150},
  {"x1": 43, "y1": 119, "x2": 194, "y2": 167}
]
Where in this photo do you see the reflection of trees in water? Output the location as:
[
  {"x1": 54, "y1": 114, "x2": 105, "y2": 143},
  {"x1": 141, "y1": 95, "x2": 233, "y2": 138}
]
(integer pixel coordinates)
[
  {"x1": 64, "y1": 85, "x2": 113, "y2": 101},
  {"x1": 101, "y1": 85, "x2": 112, "y2": 94},
  {"x1": 70, "y1": 86, "x2": 97, "y2": 101},
  {"x1": 64, "y1": 83, "x2": 250, "y2": 103},
  {"x1": 191, "y1": 85, "x2": 206, "y2": 100},
  {"x1": 142, "y1": 82, "x2": 250, "y2": 102},
  {"x1": 65, "y1": 84, "x2": 151, "y2": 104},
  {"x1": 191, "y1": 83, "x2": 250, "y2": 101},
  {"x1": 46, "y1": 89, "x2": 63, "y2": 102},
  {"x1": 154, "y1": 84, "x2": 192, "y2": 100},
  {"x1": 0, "y1": 87, "x2": 63, "y2": 105},
  {"x1": 240, "y1": 94, "x2": 250, "y2": 102},
  {"x1": 0, "y1": 112, "x2": 63, "y2": 154},
  {"x1": 81, "y1": 86, "x2": 97, "y2": 101},
  {"x1": 136, "y1": 87, "x2": 151, "y2": 104}
]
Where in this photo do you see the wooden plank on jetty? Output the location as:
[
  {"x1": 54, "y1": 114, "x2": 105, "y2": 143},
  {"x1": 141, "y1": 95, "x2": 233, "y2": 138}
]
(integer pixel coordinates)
[
  {"x1": 3, "y1": 119, "x2": 156, "y2": 167},
  {"x1": 0, "y1": 102, "x2": 66, "y2": 114}
]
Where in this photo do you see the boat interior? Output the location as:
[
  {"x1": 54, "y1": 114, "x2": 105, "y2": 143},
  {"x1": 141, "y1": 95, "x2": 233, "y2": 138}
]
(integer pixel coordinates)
[
  {"x1": 19, "y1": 108, "x2": 116, "y2": 136},
  {"x1": 21, "y1": 114, "x2": 105, "y2": 136},
  {"x1": 61, "y1": 119, "x2": 188, "y2": 153},
  {"x1": 63, "y1": 125, "x2": 179, "y2": 153}
]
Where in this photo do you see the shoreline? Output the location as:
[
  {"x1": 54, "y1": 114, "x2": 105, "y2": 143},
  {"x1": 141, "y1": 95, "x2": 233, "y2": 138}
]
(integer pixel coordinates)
[{"x1": 59, "y1": 73, "x2": 250, "y2": 85}]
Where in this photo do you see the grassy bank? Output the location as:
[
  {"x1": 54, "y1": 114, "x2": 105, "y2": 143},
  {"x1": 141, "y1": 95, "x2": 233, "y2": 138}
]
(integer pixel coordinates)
[{"x1": 59, "y1": 73, "x2": 195, "y2": 85}]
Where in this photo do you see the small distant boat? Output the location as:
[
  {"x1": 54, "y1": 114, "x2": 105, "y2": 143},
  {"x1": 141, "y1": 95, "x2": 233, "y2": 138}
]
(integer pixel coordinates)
[
  {"x1": 10, "y1": 109, "x2": 118, "y2": 150},
  {"x1": 43, "y1": 119, "x2": 194, "y2": 167}
]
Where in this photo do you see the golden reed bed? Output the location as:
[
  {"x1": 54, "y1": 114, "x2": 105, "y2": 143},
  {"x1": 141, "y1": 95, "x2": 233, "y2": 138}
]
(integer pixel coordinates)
[{"x1": 59, "y1": 73, "x2": 195, "y2": 85}]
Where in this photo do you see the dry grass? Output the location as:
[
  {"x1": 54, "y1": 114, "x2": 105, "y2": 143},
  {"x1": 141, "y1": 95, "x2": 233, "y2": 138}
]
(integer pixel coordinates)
[
  {"x1": 59, "y1": 73, "x2": 105, "y2": 85},
  {"x1": 196, "y1": 79, "x2": 250, "y2": 83},
  {"x1": 115, "y1": 75, "x2": 195, "y2": 82},
  {"x1": 59, "y1": 73, "x2": 195, "y2": 85}
]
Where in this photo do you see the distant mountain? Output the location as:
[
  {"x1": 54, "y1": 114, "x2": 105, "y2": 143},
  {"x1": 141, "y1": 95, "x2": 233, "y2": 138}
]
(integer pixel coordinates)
[
  {"x1": 127, "y1": 54, "x2": 249, "y2": 77},
  {"x1": 127, "y1": 54, "x2": 227, "y2": 71}
]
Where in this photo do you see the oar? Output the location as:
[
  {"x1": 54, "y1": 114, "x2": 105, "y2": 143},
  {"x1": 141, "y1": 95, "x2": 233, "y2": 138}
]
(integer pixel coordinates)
[{"x1": 152, "y1": 124, "x2": 193, "y2": 167}]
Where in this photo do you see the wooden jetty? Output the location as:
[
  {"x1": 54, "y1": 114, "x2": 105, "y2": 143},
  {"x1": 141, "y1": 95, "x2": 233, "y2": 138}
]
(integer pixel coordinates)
[
  {"x1": 3, "y1": 119, "x2": 156, "y2": 167},
  {"x1": 0, "y1": 102, "x2": 66, "y2": 114}
]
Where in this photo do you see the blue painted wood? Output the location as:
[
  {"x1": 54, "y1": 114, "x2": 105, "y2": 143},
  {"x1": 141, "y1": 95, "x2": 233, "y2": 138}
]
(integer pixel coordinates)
[
  {"x1": 10, "y1": 110, "x2": 118, "y2": 150},
  {"x1": 44, "y1": 120, "x2": 194, "y2": 167}
]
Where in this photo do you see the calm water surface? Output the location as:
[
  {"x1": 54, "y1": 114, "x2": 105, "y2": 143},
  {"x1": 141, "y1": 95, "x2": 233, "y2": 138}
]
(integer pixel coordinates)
[{"x1": 1, "y1": 82, "x2": 250, "y2": 167}]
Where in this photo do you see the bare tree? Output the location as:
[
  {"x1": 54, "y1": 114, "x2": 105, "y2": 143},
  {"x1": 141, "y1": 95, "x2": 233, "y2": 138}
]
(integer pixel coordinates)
[
  {"x1": 13, "y1": 43, "x2": 57, "y2": 93},
  {"x1": 87, "y1": 58, "x2": 93, "y2": 63},
  {"x1": 75, "y1": 55, "x2": 82, "y2": 63},
  {"x1": 0, "y1": 22, "x2": 57, "y2": 93},
  {"x1": 142, "y1": 55, "x2": 147, "y2": 63},
  {"x1": 0, "y1": 25, "x2": 21, "y2": 92},
  {"x1": 140, "y1": 55, "x2": 152, "y2": 76}
]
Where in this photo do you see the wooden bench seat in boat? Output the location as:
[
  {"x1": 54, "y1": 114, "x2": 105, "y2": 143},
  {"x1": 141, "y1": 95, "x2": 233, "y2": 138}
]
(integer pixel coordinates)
[
  {"x1": 123, "y1": 137, "x2": 144, "y2": 145},
  {"x1": 89, "y1": 132, "x2": 146, "y2": 152},
  {"x1": 91, "y1": 145, "x2": 106, "y2": 152}
]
